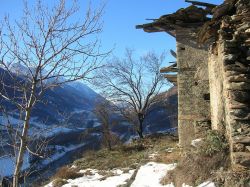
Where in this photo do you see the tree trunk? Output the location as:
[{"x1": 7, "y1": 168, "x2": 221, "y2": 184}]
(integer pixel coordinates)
[
  {"x1": 137, "y1": 118, "x2": 144, "y2": 139},
  {"x1": 13, "y1": 108, "x2": 31, "y2": 187}
]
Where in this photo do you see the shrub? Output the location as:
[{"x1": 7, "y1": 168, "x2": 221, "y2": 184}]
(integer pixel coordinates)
[
  {"x1": 52, "y1": 178, "x2": 68, "y2": 187},
  {"x1": 199, "y1": 130, "x2": 228, "y2": 156},
  {"x1": 161, "y1": 130, "x2": 230, "y2": 187}
]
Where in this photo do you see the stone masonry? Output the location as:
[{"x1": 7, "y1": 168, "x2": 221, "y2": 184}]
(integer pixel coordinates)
[{"x1": 137, "y1": 0, "x2": 250, "y2": 170}]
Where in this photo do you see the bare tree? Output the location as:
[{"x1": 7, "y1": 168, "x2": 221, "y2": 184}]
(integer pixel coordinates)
[
  {"x1": 94, "y1": 100, "x2": 119, "y2": 151},
  {"x1": 95, "y1": 49, "x2": 167, "y2": 139},
  {"x1": 0, "y1": 0, "x2": 108, "y2": 186}
]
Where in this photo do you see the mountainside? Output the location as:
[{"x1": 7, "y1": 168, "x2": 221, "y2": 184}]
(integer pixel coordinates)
[
  {"x1": 144, "y1": 86, "x2": 178, "y2": 133},
  {"x1": 0, "y1": 67, "x2": 101, "y2": 127},
  {"x1": 0, "y1": 66, "x2": 178, "y2": 182}
]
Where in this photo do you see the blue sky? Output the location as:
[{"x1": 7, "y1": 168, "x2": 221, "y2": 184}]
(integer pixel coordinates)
[{"x1": 0, "y1": 0, "x2": 223, "y2": 59}]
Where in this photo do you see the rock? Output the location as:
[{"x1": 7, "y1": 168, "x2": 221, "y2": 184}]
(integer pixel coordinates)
[
  {"x1": 234, "y1": 143, "x2": 245, "y2": 151},
  {"x1": 226, "y1": 82, "x2": 250, "y2": 90},
  {"x1": 223, "y1": 40, "x2": 238, "y2": 48},
  {"x1": 245, "y1": 28, "x2": 250, "y2": 33},
  {"x1": 231, "y1": 15, "x2": 244, "y2": 21},
  {"x1": 227, "y1": 90, "x2": 250, "y2": 102},
  {"x1": 229, "y1": 108, "x2": 250, "y2": 118},
  {"x1": 232, "y1": 152, "x2": 250, "y2": 167},
  {"x1": 233, "y1": 136, "x2": 250, "y2": 144},
  {"x1": 225, "y1": 64, "x2": 250, "y2": 73},
  {"x1": 237, "y1": 23, "x2": 250, "y2": 32},
  {"x1": 246, "y1": 146, "x2": 250, "y2": 152},
  {"x1": 245, "y1": 39, "x2": 250, "y2": 46},
  {"x1": 227, "y1": 74, "x2": 250, "y2": 83},
  {"x1": 224, "y1": 54, "x2": 239, "y2": 62}
]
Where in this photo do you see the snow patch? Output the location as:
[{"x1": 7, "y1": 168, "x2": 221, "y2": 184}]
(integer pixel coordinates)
[
  {"x1": 191, "y1": 138, "x2": 203, "y2": 147},
  {"x1": 149, "y1": 152, "x2": 159, "y2": 159},
  {"x1": 182, "y1": 181, "x2": 216, "y2": 187},
  {"x1": 131, "y1": 162, "x2": 176, "y2": 187},
  {"x1": 197, "y1": 181, "x2": 216, "y2": 187},
  {"x1": 45, "y1": 168, "x2": 135, "y2": 187}
]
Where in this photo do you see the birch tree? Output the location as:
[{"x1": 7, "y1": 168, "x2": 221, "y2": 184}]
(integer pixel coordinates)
[{"x1": 0, "y1": 0, "x2": 107, "y2": 186}]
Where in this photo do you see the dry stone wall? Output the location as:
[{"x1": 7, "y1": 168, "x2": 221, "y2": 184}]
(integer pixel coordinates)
[
  {"x1": 209, "y1": 0, "x2": 250, "y2": 170},
  {"x1": 136, "y1": 0, "x2": 250, "y2": 170}
]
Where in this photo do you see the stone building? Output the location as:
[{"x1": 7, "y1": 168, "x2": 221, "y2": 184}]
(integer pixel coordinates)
[{"x1": 137, "y1": 0, "x2": 250, "y2": 170}]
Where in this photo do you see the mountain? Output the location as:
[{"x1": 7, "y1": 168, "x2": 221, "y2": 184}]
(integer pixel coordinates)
[
  {"x1": 144, "y1": 86, "x2": 178, "y2": 133},
  {"x1": 0, "y1": 66, "x2": 101, "y2": 128}
]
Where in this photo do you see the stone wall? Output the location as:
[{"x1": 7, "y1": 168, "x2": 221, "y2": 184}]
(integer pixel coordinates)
[
  {"x1": 209, "y1": 1, "x2": 250, "y2": 169},
  {"x1": 176, "y1": 28, "x2": 211, "y2": 148},
  {"x1": 136, "y1": 0, "x2": 250, "y2": 170}
]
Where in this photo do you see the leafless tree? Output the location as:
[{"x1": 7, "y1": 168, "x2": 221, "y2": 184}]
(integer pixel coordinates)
[
  {"x1": 95, "y1": 49, "x2": 167, "y2": 139},
  {"x1": 94, "y1": 100, "x2": 119, "y2": 151},
  {"x1": 0, "y1": 0, "x2": 108, "y2": 186}
]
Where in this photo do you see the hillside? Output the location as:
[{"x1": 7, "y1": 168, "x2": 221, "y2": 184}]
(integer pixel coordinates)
[{"x1": 0, "y1": 65, "x2": 178, "y2": 183}]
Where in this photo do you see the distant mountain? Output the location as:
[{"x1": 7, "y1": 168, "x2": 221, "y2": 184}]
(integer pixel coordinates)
[
  {"x1": 0, "y1": 66, "x2": 102, "y2": 128},
  {"x1": 0, "y1": 64, "x2": 177, "y2": 135},
  {"x1": 145, "y1": 86, "x2": 178, "y2": 133}
]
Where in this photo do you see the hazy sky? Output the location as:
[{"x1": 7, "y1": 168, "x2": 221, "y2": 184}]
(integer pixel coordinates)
[{"x1": 0, "y1": 0, "x2": 224, "y2": 60}]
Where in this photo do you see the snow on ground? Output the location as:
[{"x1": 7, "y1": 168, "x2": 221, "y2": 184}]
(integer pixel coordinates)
[
  {"x1": 0, "y1": 152, "x2": 30, "y2": 177},
  {"x1": 44, "y1": 161, "x2": 217, "y2": 187},
  {"x1": 197, "y1": 181, "x2": 216, "y2": 187},
  {"x1": 131, "y1": 162, "x2": 176, "y2": 187},
  {"x1": 182, "y1": 181, "x2": 216, "y2": 187},
  {"x1": 45, "y1": 169, "x2": 135, "y2": 187}
]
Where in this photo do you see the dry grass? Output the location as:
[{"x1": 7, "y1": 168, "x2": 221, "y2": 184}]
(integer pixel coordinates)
[
  {"x1": 214, "y1": 170, "x2": 250, "y2": 186},
  {"x1": 161, "y1": 130, "x2": 230, "y2": 187},
  {"x1": 48, "y1": 133, "x2": 179, "y2": 186},
  {"x1": 161, "y1": 152, "x2": 229, "y2": 187},
  {"x1": 53, "y1": 166, "x2": 82, "y2": 180},
  {"x1": 51, "y1": 178, "x2": 68, "y2": 187},
  {"x1": 155, "y1": 149, "x2": 181, "y2": 164},
  {"x1": 73, "y1": 133, "x2": 178, "y2": 171}
]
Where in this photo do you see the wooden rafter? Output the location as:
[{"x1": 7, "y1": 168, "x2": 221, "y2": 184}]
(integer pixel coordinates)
[
  {"x1": 164, "y1": 74, "x2": 177, "y2": 85},
  {"x1": 160, "y1": 63, "x2": 178, "y2": 73},
  {"x1": 185, "y1": 0, "x2": 217, "y2": 8}
]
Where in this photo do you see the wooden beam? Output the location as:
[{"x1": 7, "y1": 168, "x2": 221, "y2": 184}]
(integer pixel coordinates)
[
  {"x1": 185, "y1": 0, "x2": 217, "y2": 8},
  {"x1": 170, "y1": 50, "x2": 177, "y2": 58},
  {"x1": 160, "y1": 63, "x2": 178, "y2": 73},
  {"x1": 164, "y1": 74, "x2": 177, "y2": 84}
]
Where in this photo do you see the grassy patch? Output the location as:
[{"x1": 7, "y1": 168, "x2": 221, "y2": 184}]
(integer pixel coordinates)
[
  {"x1": 47, "y1": 133, "x2": 179, "y2": 186},
  {"x1": 74, "y1": 134, "x2": 178, "y2": 171}
]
